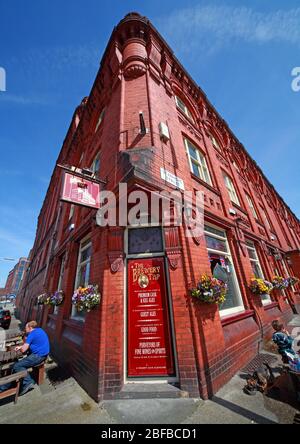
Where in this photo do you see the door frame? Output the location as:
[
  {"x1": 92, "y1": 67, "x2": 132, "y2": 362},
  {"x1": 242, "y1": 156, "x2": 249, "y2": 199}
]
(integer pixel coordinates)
[{"x1": 123, "y1": 226, "x2": 179, "y2": 384}]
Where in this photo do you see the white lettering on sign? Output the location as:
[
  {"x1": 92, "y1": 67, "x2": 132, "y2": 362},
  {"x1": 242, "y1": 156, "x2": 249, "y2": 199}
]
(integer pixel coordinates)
[{"x1": 160, "y1": 168, "x2": 185, "y2": 190}]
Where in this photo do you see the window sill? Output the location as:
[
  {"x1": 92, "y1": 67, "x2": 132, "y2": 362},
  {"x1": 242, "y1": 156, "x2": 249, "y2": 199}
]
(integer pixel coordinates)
[
  {"x1": 221, "y1": 309, "x2": 254, "y2": 326},
  {"x1": 232, "y1": 202, "x2": 248, "y2": 215},
  {"x1": 191, "y1": 174, "x2": 221, "y2": 196},
  {"x1": 176, "y1": 106, "x2": 195, "y2": 126},
  {"x1": 63, "y1": 318, "x2": 85, "y2": 331},
  {"x1": 263, "y1": 301, "x2": 279, "y2": 311},
  {"x1": 256, "y1": 219, "x2": 266, "y2": 228}
]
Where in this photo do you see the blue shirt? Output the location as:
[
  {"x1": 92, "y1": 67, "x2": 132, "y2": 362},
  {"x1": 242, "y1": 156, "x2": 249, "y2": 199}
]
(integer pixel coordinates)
[
  {"x1": 26, "y1": 328, "x2": 50, "y2": 357},
  {"x1": 272, "y1": 331, "x2": 295, "y2": 355}
]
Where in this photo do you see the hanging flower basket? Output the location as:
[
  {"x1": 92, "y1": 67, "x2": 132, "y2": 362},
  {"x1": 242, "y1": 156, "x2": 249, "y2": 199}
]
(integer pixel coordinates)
[
  {"x1": 272, "y1": 275, "x2": 289, "y2": 290},
  {"x1": 37, "y1": 293, "x2": 49, "y2": 305},
  {"x1": 190, "y1": 274, "x2": 227, "y2": 305},
  {"x1": 48, "y1": 290, "x2": 65, "y2": 307},
  {"x1": 249, "y1": 278, "x2": 273, "y2": 295},
  {"x1": 72, "y1": 285, "x2": 101, "y2": 312}
]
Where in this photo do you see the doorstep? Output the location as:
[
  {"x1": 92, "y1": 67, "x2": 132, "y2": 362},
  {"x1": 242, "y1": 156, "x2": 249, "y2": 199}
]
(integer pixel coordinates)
[{"x1": 115, "y1": 383, "x2": 189, "y2": 400}]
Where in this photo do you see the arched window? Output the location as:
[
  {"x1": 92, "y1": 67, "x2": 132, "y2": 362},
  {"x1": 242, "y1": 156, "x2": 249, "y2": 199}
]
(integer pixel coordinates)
[
  {"x1": 209, "y1": 134, "x2": 221, "y2": 150},
  {"x1": 175, "y1": 96, "x2": 194, "y2": 121}
]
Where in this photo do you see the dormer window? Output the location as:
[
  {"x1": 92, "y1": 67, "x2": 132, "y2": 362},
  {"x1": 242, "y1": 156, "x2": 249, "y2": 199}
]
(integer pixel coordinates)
[{"x1": 175, "y1": 96, "x2": 194, "y2": 121}]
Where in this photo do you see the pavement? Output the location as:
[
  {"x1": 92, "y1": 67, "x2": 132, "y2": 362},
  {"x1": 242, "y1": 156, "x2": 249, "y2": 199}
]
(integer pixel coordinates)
[{"x1": 0, "y1": 311, "x2": 299, "y2": 424}]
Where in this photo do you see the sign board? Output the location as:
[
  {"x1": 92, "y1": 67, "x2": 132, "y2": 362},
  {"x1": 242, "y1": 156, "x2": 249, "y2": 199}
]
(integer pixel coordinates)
[
  {"x1": 160, "y1": 168, "x2": 185, "y2": 190},
  {"x1": 127, "y1": 257, "x2": 175, "y2": 377},
  {"x1": 61, "y1": 172, "x2": 100, "y2": 209}
]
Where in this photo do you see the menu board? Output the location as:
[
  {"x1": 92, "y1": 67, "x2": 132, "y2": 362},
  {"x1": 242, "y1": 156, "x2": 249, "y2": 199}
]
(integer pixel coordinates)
[{"x1": 127, "y1": 257, "x2": 175, "y2": 377}]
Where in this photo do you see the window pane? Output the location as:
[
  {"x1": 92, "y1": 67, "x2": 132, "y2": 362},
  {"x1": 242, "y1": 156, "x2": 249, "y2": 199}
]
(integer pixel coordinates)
[
  {"x1": 188, "y1": 145, "x2": 198, "y2": 160},
  {"x1": 128, "y1": 227, "x2": 163, "y2": 254},
  {"x1": 80, "y1": 245, "x2": 91, "y2": 263},
  {"x1": 93, "y1": 157, "x2": 100, "y2": 174},
  {"x1": 204, "y1": 225, "x2": 226, "y2": 238},
  {"x1": 77, "y1": 263, "x2": 90, "y2": 287},
  {"x1": 175, "y1": 96, "x2": 186, "y2": 112},
  {"x1": 205, "y1": 234, "x2": 228, "y2": 252},
  {"x1": 202, "y1": 165, "x2": 211, "y2": 185},
  {"x1": 191, "y1": 161, "x2": 200, "y2": 177},
  {"x1": 250, "y1": 261, "x2": 263, "y2": 279},
  {"x1": 247, "y1": 247, "x2": 257, "y2": 260},
  {"x1": 209, "y1": 254, "x2": 242, "y2": 311}
]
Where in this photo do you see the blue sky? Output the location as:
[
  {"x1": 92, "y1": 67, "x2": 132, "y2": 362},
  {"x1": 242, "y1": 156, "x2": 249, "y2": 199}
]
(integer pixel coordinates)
[{"x1": 0, "y1": 0, "x2": 300, "y2": 287}]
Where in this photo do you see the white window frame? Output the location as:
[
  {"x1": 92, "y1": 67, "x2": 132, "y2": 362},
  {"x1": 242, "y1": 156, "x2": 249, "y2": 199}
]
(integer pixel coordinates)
[
  {"x1": 71, "y1": 238, "x2": 92, "y2": 321},
  {"x1": 210, "y1": 134, "x2": 220, "y2": 150},
  {"x1": 246, "y1": 241, "x2": 271, "y2": 305},
  {"x1": 90, "y1": 154, "x2": 100, "y2": 176},
  {"x1": 175, "y1": 96, "x2": 194, "y2": 121},
  {"x1": 204, "y1": 224, "x2": 244, "y2": 317},
  {"x1": 185, "y1": 138, "x2": 212, "y2": 185},
  {"x1": 69, "y1": 204, "x2": 74, "y2": 220},
  {"x1": 223, "y1": 173, "x2": 240, "y2": 206},
  {"x1": 260, "y1": 206, "x2": 272, "y2": 231},
  {"x1": 95, "y1": 108, "x2": 105, "y2": 132},
  {"x1": 246, "y1": 194, "x2": 258, "y2": 219}
]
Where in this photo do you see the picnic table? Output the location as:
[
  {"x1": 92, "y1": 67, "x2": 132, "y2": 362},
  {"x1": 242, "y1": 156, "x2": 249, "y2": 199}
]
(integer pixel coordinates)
[
  {"x1": 0, "y1": 350, "x2": 23, "y2": 376},
  {"x1": 5, "y1": 330, "x2": 24, "y2": 344},
  {"x1": 0, "y1": 350, "x2": 46, "y2": 385}
]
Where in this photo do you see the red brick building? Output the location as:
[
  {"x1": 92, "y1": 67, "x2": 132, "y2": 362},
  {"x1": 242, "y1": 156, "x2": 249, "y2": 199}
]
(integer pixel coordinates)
[{"x1": 18, "y1": 12, "x2": 300, "y2": 402}]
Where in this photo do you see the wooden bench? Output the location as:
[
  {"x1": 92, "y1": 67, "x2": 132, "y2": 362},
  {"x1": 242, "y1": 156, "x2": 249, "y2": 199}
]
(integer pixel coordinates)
[
  {"x1": 0, "y1": 370, "x2": 28, "y2": 404},
  {"x1": 0, "y1": 361, "x2": 46, "y2": 385},
  {"x1": 32, "y1": 362, "x2": 45, "y2": 385}
]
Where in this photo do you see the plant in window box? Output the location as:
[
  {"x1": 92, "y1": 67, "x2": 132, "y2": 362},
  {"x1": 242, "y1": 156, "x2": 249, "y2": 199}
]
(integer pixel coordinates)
[
  {"x1": 249, "y1": 278, "x2": 273, "y2": 295},
  {"x1": 190, "y1": 274, "x2": 227, "y2": 305},
  {"x1": 287, "y1": 276, "x2": 299, "y2": 287},
  {"x1": 272, "y1": 275, "x2": 289, "y2": 291},
  {"x1": 72, "y1": 285, "x2": 101, "y2": 312},
  {"x1": 48, "y1": 290, "x2": 65, "y2": 307},
  {"x1": 37, "y1": 293, "x2": 49, "y2": 305}
]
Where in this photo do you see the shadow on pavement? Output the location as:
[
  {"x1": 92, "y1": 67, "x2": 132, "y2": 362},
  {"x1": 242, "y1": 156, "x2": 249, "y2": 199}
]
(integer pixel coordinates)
[{"x1": 212, "y1": 396, "x2": 278, "y2": 424}]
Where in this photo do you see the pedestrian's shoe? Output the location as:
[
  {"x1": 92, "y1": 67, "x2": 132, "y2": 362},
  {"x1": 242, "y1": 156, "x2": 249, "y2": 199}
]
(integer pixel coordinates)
[{"x1": 19, "y1": 383, "x2": 35, "y2": 396}]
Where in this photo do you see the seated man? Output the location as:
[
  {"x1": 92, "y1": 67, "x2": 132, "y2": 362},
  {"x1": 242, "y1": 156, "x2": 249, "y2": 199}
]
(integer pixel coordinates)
[{"x1": 0, "y1": 320, "x2": 50, "y2": 395}]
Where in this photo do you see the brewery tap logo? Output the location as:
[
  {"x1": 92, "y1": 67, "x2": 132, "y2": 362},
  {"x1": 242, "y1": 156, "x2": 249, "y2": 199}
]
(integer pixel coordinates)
[
  {"x1": 138, "y1": 274, "x2": 149, "y2": 288},
  {"x1": 132, "y1": 263, "x2": 161, "y2": 284}
]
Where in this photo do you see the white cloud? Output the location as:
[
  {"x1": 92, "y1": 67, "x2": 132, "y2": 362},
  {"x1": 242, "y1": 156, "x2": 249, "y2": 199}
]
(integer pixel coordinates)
[
  {"x1": 156, "y1": 6, "x2": 300, "y2": 54},
  {"x1": 0, "y1": 93, "x2": 55, "y2": 106}
]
